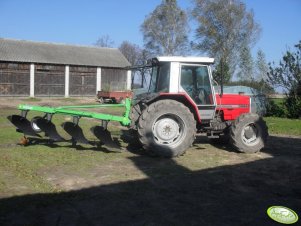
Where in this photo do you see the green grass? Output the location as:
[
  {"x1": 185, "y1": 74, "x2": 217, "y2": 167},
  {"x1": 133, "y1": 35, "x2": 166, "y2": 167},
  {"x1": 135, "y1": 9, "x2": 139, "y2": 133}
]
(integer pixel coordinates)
[
  {"x1": 1, "y1": 102, "x2": 301, "y2": 225},
  {"x1": 1, "y1": 105, "x2": 300, "y2": 198},
  {"x1": 268, "y1": 98, "x2": 285, "y2": 105},
  {"x1": 264, "y1": 117, "x2": 301, "y2": 136},
  {"x1": 0, "y1": 107, "x2": 128, "y2": 196}
]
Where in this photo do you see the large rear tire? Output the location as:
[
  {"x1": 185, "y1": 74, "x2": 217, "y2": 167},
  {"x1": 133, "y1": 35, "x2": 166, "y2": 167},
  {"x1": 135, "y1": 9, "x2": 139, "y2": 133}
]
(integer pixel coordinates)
[
  {"x1": 230, "y1": 113, "x2": 268, "y2": 153},
  {"x1": 138, "y1": 100, "x2": 196, "y2": 157}
]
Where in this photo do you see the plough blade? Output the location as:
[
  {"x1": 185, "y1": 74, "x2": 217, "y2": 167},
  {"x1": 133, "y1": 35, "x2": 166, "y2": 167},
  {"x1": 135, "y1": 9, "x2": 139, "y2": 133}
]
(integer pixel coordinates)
[
  {"x1": 35, "y1": 118, "x2": 65, "y2": 141},
  {"x1": 91, "y1": 126, "x2": 121, "y2": 149},
  {"x1": 7, "y1": 115, "x2": 41, "y2": 137},
  {"x1": 62, "y1": 122, "x2": 89, "y2": 145}
]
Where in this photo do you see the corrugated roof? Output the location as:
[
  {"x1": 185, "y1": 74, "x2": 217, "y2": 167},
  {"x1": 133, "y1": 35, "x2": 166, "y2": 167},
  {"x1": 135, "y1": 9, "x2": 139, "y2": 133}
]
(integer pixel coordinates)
[{"x1": 0, "y1": 38, "x2": 130, "y2": 68}]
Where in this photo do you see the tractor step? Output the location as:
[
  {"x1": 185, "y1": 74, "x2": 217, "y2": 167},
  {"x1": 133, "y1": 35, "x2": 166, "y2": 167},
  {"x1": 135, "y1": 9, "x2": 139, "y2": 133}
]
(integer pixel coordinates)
[
  {"x1": 207, "y1": 135, "x2": 220, "y2": 139},
  {"x1": 7, "y1": 115, "x2": 41, "y2": 137}
]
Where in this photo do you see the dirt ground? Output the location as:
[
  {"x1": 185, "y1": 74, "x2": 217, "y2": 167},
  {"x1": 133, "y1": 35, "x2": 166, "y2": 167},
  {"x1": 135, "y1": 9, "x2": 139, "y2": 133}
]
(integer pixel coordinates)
[{"x1": 0, "y1": 97, "x2": 300, "y2": 226}]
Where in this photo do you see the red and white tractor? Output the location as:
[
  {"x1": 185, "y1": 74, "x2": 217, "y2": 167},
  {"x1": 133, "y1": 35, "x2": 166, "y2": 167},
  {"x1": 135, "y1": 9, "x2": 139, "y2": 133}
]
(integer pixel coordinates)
[{"x1": 130, "y1": 56, "x2": 268, "y2": 157}]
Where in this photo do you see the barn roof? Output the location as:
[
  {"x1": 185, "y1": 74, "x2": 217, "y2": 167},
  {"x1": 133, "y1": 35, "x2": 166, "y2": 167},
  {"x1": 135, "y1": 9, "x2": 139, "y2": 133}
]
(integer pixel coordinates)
[{"x1": 0, "y1": 38, "x2": 130, "y2": 68}]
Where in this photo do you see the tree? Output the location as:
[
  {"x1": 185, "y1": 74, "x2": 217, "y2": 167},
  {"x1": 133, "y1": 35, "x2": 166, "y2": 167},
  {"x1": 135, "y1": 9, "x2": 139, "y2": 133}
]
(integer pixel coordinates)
[
  {"x1": 119, "y1": 41, "x2": 151, "y2": 88},
  {"x1": 267, "y1": 40, "x2": 301, "y2": 118},
  {"x1": 212, "y1": 60, "x2": 231, "y2": 83},
  {"x1": 192, "y1": 0, "x2": 261, "y2": 78},
  {"x1": 141, "y1": 0, "x2": 189, "y2": 56},
  {"x1": 237, "y1": 45, "x2": 254, "y2": 81},
  {"x1": 253, "y1": 49, "x2": 272, "y2": 93},
  {"x1": 95, "y1": 35, "x2": 115, "y2": 48},
  {"x1": 119, "y1": 41, "x2": 143, "y2": 66},
  {"x1": 267, "y1": 41, "x2": 301, "y2": 96},
  {"x1": 255, "y1": 49, "x2": 269, "y2": 82}
]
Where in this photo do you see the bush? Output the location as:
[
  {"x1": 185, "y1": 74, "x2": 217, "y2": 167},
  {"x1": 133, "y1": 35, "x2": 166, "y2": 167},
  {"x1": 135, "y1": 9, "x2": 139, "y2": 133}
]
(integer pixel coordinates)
[
  {"x1": 266, "y1": 97, "x2": 301, "y2": 118},
  {"x1": 285, "y1": 95, "x2": 301, "y2": 118},
  {"x1": 267, "y1": 40, "x2": 301, "y2": 119},
  {"x1": 266, "y1": 99, "x2": 287, "y2": 117}
]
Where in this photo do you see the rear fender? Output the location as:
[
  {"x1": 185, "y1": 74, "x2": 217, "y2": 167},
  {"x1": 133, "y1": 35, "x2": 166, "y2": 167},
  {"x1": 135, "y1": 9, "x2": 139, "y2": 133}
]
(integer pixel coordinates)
[{"x1": 147, "y1": 92, "x2": 202, "y2": 123}]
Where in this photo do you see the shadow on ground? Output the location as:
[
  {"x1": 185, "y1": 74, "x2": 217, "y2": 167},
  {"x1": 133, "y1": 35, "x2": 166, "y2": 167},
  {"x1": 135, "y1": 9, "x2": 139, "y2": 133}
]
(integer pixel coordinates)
[{"x1": 0, "y1": 135, "x2": 300, "y2": 226}]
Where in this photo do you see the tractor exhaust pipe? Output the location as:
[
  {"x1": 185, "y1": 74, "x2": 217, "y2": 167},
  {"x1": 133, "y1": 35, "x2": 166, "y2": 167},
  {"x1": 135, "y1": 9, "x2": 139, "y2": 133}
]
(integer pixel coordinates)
[{"x1": 220, "y1": 58, "x2": 224, "y2": 98}]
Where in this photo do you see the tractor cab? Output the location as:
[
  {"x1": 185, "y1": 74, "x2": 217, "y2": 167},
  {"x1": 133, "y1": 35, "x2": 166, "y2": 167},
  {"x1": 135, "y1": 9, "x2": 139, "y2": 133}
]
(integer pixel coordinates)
[
  {"x1": 147, "y1": 57, "x2": 215, "y2": 97},
  {"x1": 141, "y1": 56, "x2": 217, "y2": 120},
  {"x1": 136, "y1": 56, "x2": 252, "y2": 123}
]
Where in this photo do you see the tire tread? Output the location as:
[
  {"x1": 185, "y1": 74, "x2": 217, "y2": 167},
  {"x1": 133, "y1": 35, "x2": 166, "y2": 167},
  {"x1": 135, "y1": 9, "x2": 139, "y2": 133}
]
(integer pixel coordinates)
[{"x1": 138, "y1": 100, "x2": 196, "y2": 157}]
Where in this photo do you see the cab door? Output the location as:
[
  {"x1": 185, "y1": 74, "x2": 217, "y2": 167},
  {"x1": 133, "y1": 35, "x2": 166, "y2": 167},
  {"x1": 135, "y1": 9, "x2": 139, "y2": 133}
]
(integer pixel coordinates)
[{"x1": 179, "y1": 64, "x2": 216, "y2": 120}]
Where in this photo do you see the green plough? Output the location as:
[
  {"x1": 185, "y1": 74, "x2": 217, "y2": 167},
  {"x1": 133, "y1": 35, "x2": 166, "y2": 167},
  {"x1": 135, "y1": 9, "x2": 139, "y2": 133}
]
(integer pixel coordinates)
[{"x1": 7, "y1": 98, "x2": 132, "y2": 148}]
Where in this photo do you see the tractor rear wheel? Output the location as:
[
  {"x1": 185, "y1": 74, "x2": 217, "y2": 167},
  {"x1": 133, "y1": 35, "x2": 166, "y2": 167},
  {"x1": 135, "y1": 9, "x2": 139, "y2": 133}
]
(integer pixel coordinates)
[
  {"x1": 138, "y1": 100, "x2": 196, "y2": 157},
  {"x1": 230, "y1": 113, "x2": 268, "y2": 153}
]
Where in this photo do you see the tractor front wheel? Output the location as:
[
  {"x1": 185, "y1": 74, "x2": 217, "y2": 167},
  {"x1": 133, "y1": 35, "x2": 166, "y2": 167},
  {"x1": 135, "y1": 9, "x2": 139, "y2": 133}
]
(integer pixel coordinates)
[
  {"x1": 230, "y1": 113, "x2": 268, "y2": 153},
  {"x1": 138, "y1": 100, "x2": 196, "y2": 157}
]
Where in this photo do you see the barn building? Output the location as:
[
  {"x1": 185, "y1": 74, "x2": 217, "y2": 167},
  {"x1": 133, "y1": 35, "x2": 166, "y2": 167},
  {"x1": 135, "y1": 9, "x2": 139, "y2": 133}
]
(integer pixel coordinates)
[{"x1": 0, "y1": 38, "x2": 131, "y2": 97}]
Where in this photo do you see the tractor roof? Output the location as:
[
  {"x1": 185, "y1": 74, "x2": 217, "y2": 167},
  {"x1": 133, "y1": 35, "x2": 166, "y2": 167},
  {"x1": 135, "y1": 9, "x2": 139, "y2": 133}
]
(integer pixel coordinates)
[{"x1": 156, "y1": 56, "x2": 214, "y2": 64}]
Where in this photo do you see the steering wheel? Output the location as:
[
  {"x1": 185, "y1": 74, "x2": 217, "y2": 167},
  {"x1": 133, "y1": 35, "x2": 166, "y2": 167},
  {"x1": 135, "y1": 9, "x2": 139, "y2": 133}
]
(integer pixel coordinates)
[{"x1": 197, "y1": 88, "x2": 209, "y2": 104}]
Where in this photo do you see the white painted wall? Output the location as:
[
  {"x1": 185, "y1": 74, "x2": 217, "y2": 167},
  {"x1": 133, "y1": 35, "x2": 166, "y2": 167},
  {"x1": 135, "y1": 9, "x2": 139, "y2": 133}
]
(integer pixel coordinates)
[
  {"x1": 30, "y1": 64, "x2": 35, "y2": 97},
  {"x1": 96, "y1": 67, "x2": 101, "y2": 93},
  {"x1": 65, "y1": 65, "x2": 70, "y2": 98},
  {"x1": 127, "y1": 70, "x2": 132, "y2": 90}
]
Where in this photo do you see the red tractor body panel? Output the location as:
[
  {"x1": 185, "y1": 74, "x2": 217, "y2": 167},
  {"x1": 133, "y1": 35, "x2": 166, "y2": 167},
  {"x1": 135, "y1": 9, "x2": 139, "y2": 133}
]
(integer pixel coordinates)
[
  {"x1": 158, "y1": 92, "x2": 250, "y2": 122},
  {"x1": 215, "y1": 94, "x2": 250, "y2": 120}
]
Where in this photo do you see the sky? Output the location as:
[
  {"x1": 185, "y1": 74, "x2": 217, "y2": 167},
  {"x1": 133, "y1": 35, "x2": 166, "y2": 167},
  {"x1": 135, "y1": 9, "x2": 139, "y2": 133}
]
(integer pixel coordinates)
[{"x1": 0, "y1": 0, "x2": 300, "y2": 64}]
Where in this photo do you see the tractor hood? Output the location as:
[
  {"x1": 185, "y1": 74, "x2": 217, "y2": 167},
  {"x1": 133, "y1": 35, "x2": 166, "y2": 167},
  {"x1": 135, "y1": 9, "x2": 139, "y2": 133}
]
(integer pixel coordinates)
[{"x1": 215, "y1": 94, "x2": 251, "y2": 120}]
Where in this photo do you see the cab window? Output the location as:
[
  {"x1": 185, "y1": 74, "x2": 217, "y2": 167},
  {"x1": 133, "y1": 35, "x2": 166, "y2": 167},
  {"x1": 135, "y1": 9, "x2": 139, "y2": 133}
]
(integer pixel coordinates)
[
  {"x1": 149, "y1": 62, "x2": 170, "y2": 93},
  {"x1": 180, "y1": 65, "x2": 213, "y2": 105}
]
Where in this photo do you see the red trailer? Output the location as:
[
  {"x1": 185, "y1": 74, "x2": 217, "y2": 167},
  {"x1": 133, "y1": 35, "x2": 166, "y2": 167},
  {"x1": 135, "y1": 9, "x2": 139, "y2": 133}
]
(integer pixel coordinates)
[{"x1": 97, "y1": 90, "x2": 133, "y2": 104}]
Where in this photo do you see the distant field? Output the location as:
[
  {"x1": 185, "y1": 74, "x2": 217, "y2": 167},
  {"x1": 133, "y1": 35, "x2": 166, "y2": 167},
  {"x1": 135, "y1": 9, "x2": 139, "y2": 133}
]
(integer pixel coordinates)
[
  {"x1": 268, "y1": 98, "x2": 285, "y2": 105},
  {"x1": 264, "y1": 117, "x2": 301, "y2": 136}
]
